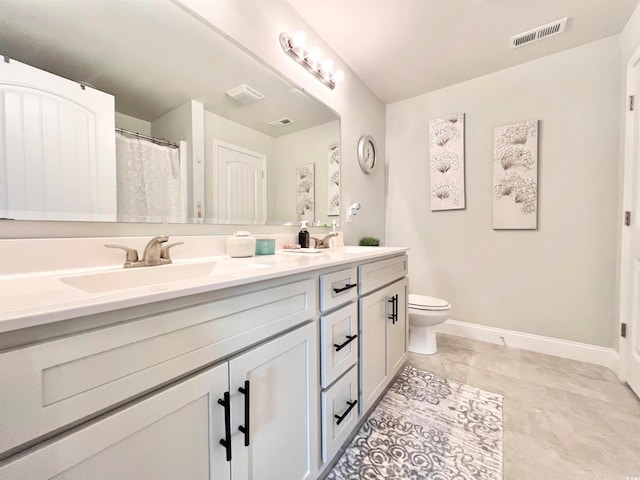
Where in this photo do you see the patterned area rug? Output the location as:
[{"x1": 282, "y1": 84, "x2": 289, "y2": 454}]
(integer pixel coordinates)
[{"x1": 327, "y1": 365, "x2": 503, "y2": 480}]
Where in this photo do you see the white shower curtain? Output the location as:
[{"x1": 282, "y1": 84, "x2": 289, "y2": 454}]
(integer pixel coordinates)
[{"x1": 115, "y1": 135, "x2": 186, "y2": 223}]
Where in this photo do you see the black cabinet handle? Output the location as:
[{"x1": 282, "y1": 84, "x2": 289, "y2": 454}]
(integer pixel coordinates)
[
  {"x1": 394, "y1": 294, "x2": 398, "y2": 324},
  {"x1": 333, "y1": 283, "x2": 357, "y2": 294},
  {"x1": 334, "y1": 334, "x2": 358, "y2": 352},
  {"x1": 388, "y1": 296, "x2": 398, "y2": 324},
  {"x1": 217, "y1": 392, "x2": 232, "y2": 462},
  {"x1": 334, "y1": 400, "x2": 358, "y2": 426},
  {"x1": 394, "y1": 294, "x2": 399, "y2": 324},
  {"x1": 238, "y1": 380, "x2": 250, "y2": 447}
]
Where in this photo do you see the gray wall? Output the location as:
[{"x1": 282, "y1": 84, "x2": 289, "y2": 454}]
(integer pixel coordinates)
[
  {"x1": 272, "y1": 121, "x2": 339, "y2": 223},
  {"x1": 385, "y1": 37, "x2": 621, "y2": 347}
]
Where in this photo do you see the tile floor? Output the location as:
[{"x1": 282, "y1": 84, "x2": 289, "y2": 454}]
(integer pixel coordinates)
[{"x1": 406, "y1": 333, "x2": 640, "y2": 480}]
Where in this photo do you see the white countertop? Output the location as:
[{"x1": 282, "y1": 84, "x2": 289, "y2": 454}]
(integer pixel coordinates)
[{"x1": 0, "y1": 246, "x2": 407, "y2": 334}]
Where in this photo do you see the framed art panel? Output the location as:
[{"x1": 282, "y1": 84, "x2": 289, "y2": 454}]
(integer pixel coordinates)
[
  {"x1": 429, "y1": 113, "x2": 465, "y2": 211},
  {"x1": 493, "y1": 120, "x2": 539, "y2": 229},
  {"x1": 296, "y1": 163, "x2": 315, "y2": 221}
]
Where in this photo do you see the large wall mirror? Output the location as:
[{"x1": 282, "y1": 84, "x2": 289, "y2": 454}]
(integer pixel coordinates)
[{"x1": 0, "y1": 0, "x2": 340, "y2": 226}]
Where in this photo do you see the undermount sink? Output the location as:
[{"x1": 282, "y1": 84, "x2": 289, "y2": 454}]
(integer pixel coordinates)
[{"x1": 58, "y1": 261, "x2": 271, "y2": 293}]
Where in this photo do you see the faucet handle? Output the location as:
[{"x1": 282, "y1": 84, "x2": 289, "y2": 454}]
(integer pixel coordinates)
[
  {"x1": 105, "y1": 244, "x2": 139, "y2": 266},
  {"x1": 160, "y1": 242, "x2": 184, "y2": 262}
]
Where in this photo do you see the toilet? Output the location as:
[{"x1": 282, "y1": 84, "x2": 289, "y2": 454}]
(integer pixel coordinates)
[{"x1": 408, "y1": 294, "x2": 451, "y2": 354}]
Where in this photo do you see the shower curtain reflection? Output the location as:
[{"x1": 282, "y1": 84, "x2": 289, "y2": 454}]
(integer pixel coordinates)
[{"x1": 115, "y1": 134, "x2": 186, "y2": 223}]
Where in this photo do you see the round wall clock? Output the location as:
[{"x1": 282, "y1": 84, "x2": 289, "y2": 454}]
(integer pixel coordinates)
[{"x1": 357, "y1": 135, "x2": 377, "y2": 174}]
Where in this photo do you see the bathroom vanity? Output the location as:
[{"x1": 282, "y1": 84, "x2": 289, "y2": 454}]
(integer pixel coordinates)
[{"x1": 0, "y1": 240, "x2": 408, "y2": 479}]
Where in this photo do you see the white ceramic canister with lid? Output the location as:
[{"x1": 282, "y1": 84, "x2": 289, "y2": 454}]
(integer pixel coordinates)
[{"x1": 226, "y1": 231, "x2": 256, "y2": 258}]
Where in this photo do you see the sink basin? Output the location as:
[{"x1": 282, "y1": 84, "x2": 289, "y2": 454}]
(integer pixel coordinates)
[{"x1": 58, "y1": 261, "x2": 271, "y2": 293}]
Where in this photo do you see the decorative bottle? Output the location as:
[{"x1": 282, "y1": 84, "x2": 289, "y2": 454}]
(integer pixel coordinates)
[{"x1": 298, "y1": 221, "x2": 310, "y2": 248}]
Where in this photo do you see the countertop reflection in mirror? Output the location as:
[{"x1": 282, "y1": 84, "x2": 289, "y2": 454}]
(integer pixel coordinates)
[{"x1": 0, "y1": 0, "x2": 340, "y2": 226}]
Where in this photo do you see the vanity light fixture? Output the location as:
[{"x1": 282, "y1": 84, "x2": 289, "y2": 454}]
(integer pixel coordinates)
[{"x1": 279, "y1": 31, "x2": 345, "y2": 90}]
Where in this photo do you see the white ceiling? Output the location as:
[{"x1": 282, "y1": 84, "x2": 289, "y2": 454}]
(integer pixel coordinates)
[{"x1": 287, "y1": 0, "x2": 640, "y2": 104}]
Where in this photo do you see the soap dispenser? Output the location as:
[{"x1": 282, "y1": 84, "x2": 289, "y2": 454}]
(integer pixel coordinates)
[
  {"x1": 298, "y1": 221, "x2": 310, "y2": 248},
  {"x1": 329, "y1": 219, "x2": 342, "y2": 248}
]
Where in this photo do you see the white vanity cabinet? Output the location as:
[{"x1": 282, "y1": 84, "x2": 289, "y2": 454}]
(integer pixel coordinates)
[
  {"x1": 0, "y1": 279, "x2": 315, "y2": 456},
  {"x1": 0, "y1": 322, "x2": 318, "y2": 480},
  {"x1": 0, "y1": 246, "x2": 410, "y2": 479},
  {"x1": 0, "y1": 277, "x2": 318, "y2": 479},
  {"x1": 358, "y1": 256, "x2": 409, "y2": 414}
]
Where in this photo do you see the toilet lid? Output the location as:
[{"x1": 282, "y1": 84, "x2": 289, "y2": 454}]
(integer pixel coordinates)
[{"x1": 408, "y1": 294, "x2": 450, "y2": 311}]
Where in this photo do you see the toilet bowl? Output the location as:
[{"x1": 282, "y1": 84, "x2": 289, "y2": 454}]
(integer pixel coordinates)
[{"x1": 408, "y1": 294, "x2": 451, "y2": 355}]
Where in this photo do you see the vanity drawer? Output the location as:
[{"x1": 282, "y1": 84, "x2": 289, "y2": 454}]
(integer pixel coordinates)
[
  {"x1": 358, "y1": 254, "x2": 408, "y2": 295},
  {"x1": 320, "y1": 267, "x2": 358, "y2": 312},
  {"x1": 320, "y1": 303, "x2": 358, "y2": 389},
  {"x1": 321, "y1": 366, "x2": 359, "y2": 463},
  {"x1": 0, "y1": 278, "x2": 316, "y2": 457}
]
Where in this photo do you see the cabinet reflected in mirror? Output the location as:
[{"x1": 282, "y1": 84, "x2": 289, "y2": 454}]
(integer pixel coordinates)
[{"x1": 0, "y1": 0, "x2": 340, "y2": 226}]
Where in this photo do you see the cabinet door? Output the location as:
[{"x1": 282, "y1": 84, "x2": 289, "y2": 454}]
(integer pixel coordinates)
[
  {"x1": 359, "y1": 287, "x2": 389, "y2": 414},
  {"x1": 229, "y1": 322, "x2": 318, "y2": 480},
  {"x1": 359, "y1": 278, "x2": 408, "y2": 414},
  {"x1": 0, "y1": 363, "x2": 230, "y2": 480},
  {"x1": 386, "y1": 278, "x2": 408, "y2": 375}
]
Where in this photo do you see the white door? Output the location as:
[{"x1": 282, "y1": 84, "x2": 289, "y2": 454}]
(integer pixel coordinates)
[
  {"x1": 213, "y1": 140, "x2": 266, "y2": 224},
  {"x1": 0, "y1": 363, "x2": 231, "y2": 480},
  {"x1": 0, "y1": 57, "x2": 116, "y2": 221},
  {"x1": 228, "y1": 322, "x2": 318, "y2": 480},
  {"x1": 621, "y1": 55, "x2": 640, "y2": 398}
]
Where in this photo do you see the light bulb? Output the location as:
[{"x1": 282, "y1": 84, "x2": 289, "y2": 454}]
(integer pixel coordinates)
[
  {"x1": 308, "y1": 46, "x2": 322, "y2": 67},
  {"x1": 321, "y1": 58, "x2": 334, "y2": 75},
  {"x1": 333, "y1": 70, "x2": 345, "y2": 83},
  {"x1": 292, "y1": 30, "x2": 306, "y2": 48}
]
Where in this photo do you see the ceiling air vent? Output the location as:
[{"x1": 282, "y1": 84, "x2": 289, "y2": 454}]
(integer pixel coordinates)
[
  {"x1": 270, "y1": 117, "x2": 294, "y2": 128},
  {"x1": 226, "y1": 84, "x2": 265, "y2": 104},
  {"x1": 510, "y1": 17, "x2": 568, "y2": 49}
]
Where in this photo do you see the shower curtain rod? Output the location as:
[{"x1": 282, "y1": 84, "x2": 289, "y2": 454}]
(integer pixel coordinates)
[{"x1": 115, "y1": 127, "x2": 179, "y2": 149}]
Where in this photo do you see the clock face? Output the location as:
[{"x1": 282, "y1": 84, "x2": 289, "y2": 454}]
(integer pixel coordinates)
[
  {"x1": 364, "y1": 141, "x2": 375, "y2": 168},
  {"x1": 358, "y1": 135, "x2": 377, "y2": 173}
]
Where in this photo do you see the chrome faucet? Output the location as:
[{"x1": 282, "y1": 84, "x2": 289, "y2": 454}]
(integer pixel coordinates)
[
  {"x1": 310, "y1": 232, "x2": 339, "y2": 249},
  {"x1": 106, "y1": 236, "x2": 184, "y2": 268}
]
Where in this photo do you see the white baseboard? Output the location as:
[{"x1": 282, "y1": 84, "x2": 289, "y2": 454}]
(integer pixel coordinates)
[{"x1": 436, "y1": 319, "x2": 621, "y2": 376}]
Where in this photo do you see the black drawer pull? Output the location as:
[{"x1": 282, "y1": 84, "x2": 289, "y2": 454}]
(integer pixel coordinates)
[
  {"x1": 217, "y1": 392, "x2": 232, "y2": 461},
  {"x1": 334, "y1": 400, "x2": 358, "y2": 426},
  {"x1": 334, "y1": 334, "x2": 358, "y2": 352},
  {"x1": 238, "y1": 380, "x2": 250, "y2": 447},
  {"x1": 333, "y1": 283, "x2": 357, "y2": 294}
]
